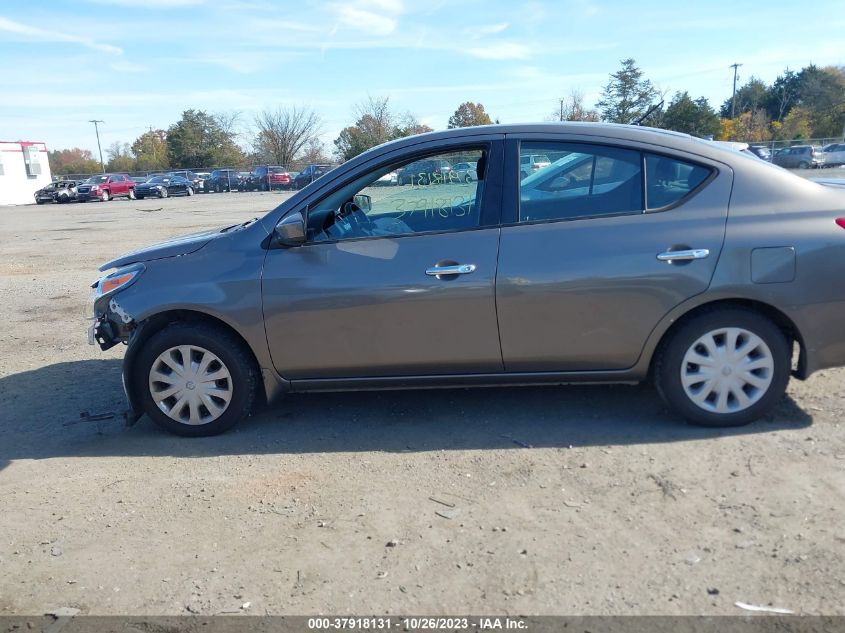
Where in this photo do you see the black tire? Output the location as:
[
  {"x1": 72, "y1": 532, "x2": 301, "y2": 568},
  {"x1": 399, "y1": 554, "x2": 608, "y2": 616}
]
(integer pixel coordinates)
[
  {"x1": 654, "y1": 307, "x2": 790, "y2": 427},
  {"x1": 133, "y1": 322, "x2": 259, "y2": 437}
]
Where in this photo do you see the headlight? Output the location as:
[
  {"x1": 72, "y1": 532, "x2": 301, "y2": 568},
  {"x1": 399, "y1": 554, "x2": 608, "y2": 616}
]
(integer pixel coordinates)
[{"x1": 94, "y1": 264, "x2": 144, "y2": 298}]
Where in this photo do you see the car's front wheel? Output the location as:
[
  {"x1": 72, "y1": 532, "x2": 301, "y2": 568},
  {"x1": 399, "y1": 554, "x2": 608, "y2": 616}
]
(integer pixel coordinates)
[
  {"x1": 134, "y1": 322, "x2": 258, "y2": 436},
  {"x1": 186, "y1": 186, "x2": 194, "y2": 196},
  {"x1": 654, "y1": 308, "x2": 790, "y2": 427},
  {"x1": 101, "y1": 190, "x2": 110, "y2": 202}
]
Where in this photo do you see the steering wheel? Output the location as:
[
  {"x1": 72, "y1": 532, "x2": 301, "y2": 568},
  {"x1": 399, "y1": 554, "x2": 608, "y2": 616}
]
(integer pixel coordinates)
[{"x1": 325, "y1": 200, "x2": 372, "y2": 237}]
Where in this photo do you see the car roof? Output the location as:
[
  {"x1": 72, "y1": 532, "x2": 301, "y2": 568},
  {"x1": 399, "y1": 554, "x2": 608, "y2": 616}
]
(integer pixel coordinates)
[{"x1": 358, "y1": 122, "x2": 740, "y2": 163}]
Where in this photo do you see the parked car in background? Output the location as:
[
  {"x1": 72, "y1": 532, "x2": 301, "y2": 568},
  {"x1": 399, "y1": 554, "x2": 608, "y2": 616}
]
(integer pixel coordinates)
[
  {"x1": 130, "y1": 176, "x2": 148, "y2": 184},
  {"x1": 34, "y1": 182, "x2": 59, "y2": 204},
  {"x1": 821, "y1": 143, "x2": 845, "y2": 167},
  {"x1": 396, "y1": 158, "x2": 452, "y2": 185},
  {"x1": 76, "y1": 174, "x2": 135, "y2": 202},
  {"x1": 88, "y1": 122, "x2": 845, "y2": 436},
  {"x1": 293, "y1": 164, "x2": 334, "y2": 189},
  {"x1": 54, "y1": 180, "x2": 82, "y2": 203},
  {"x1": 772, "y1": 145, "x2": 826, "y2": 169},
  {"x1": 133, "y1": 175, "x2": 194, "y2": 199},
  {"x1": 519, "y1": 153, "x2": 551, "y2": 178},
  {"x1": 747, "y1": 145, "x2": 772, "y2": 161},
  {"x1": 244, "y1": 166, "x2": 293, "y2": 191},
  {"x1": 452, "y1": 161, "x2": 478, "y2": 182},
  {"x1": 376, "y1": 170, "x2": 398, "y2": 185},
  {"x1": 204, "y1": 169, "x2": 242, "y2": 192},
  {"x1": 195, "y1": 171, "x2": 211, "y2": 190},
  {"x1": 167, "y1": 170, "x2": 203, "y2": 191}
]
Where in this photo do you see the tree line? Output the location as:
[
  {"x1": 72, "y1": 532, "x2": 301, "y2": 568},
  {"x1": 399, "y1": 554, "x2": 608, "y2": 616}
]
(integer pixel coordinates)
[{"x1": 48, "y1": 59, "x2": 844, "y2": 175}]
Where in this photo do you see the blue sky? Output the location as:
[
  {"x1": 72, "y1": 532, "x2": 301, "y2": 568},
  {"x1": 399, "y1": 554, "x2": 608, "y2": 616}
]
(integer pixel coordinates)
[{"x1": 0, "y1": 0, "x2": 842, "y2": 157}]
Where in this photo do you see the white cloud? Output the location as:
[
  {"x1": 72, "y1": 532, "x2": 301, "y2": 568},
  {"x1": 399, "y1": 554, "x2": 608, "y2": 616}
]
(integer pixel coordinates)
[
  {"x1": 331, "y1": 0, "x2": 405, "y2": 36},
  {"x1": 464, "y1": 42, "x2": 530, "y2": 60},
  {"x1": 464, "y1": 23, "x2": 509, "y2": 39},
  {"x1": 0, "y1": 16, "x2": 122, "y2": 54},
  {"x1": 87, "y1": 0, "x2": 206, "y2": 6}
]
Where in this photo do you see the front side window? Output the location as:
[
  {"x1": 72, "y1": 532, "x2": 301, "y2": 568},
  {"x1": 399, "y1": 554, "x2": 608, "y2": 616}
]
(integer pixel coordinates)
[
  {"x1": 307, "y1": 147, "x2": 487, "y2": 243},
  {"x1": 644, "y1": 154, "x2": 711, "y2": 210},
  {"x1": 519, "y1": 142, "x2": 643, "y2": 222}
]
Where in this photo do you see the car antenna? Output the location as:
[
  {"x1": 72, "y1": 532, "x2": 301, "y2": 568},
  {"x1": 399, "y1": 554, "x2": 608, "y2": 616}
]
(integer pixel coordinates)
[{"x1": 631, "y1": 100, "x2": 664, "y2": 126}]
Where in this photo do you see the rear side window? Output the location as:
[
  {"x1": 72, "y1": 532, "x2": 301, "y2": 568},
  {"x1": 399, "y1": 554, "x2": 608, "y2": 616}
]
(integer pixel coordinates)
[
  {"x1": 519, "y1": 142, "x2": 643, "y2": 222},
  {"x1": 644, "y1": 154, "x2": 711, "y2": 210}
]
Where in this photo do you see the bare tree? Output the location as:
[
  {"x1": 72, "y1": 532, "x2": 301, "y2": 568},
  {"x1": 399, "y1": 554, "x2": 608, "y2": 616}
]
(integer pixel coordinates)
[
  {"x1": 549, "y1": 90, "x2": 600, "y2": 122},
  {"x1": 253, "y1": 106, "x2": 322, "y2": 167}
]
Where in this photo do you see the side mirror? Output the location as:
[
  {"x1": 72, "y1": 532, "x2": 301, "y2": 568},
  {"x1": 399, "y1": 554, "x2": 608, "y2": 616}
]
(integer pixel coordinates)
[
  {"x1": 353, "y1": 194, "x2": 372, "y2": 212},
  {"x1": 274, "y1": 211, "x2": 306, "y2": 247}
]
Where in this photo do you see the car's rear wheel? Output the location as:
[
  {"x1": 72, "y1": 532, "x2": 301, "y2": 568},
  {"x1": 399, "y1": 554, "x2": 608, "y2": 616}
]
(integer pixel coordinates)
[
  {"x1": 654, "y1": 308, "x2": 790, "y2": 427},
  {"x1": 134, "y1": 322, "x2": 258, "y2": 436},
  {"x1": 129, "y1": 189, "x2": 136, "y2": 200}
]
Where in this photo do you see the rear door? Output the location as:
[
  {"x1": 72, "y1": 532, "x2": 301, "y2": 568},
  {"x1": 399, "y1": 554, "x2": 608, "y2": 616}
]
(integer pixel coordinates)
[{"x1": 495, "y1": 135, "x2": 732, "y2": 371}]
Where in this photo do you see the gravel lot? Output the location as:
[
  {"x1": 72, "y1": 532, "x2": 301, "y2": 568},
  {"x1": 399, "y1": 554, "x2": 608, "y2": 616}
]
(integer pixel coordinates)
[{"x1": 1, "y1": 185, "x2": 844, "y2": 616}]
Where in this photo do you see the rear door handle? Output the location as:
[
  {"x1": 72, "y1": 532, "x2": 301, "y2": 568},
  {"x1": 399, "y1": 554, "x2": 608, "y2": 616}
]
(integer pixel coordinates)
[
  {"x1": 425, "y1": 264, "x2": 477, "y2": 276},
  {"x1": 657, "y1": 249, "x2": 710, "y2": 262}
]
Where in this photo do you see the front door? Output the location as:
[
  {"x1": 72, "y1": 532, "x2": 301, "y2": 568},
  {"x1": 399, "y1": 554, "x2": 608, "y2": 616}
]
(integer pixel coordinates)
[
  {"x1": 496, "y1": 138, "x2": 732, "y2": 371},
  {"x1": 262, "y1": 142, "x2": 505, "y2": 379}
]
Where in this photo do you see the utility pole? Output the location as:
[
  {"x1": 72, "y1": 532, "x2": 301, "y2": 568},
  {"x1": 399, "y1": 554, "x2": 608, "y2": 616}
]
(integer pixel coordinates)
[
  {"x1": 89, "y1": 119, "x2": 105, "y2": 172},
  {"x1": 559, "y1": 98, "x2": 564, "y2": 121},
  {"x1": 729, "y1": 63, "x2": 743, "y2": 118}
]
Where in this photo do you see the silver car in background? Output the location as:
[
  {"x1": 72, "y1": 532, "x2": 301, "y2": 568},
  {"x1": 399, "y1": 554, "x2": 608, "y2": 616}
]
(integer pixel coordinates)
[{"x1": 89, "y1": 123, "x2": 845, "y2": 436}]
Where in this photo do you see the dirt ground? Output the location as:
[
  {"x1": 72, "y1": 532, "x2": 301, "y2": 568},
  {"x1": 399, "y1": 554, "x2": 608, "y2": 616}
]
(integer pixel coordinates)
[{"x1": 0, "y1": 187, "x2": 843, "y2": 616}]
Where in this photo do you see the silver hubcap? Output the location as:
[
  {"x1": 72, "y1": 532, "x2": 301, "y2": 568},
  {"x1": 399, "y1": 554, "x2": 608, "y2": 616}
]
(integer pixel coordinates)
[
  {"x1": 681, "y1": 327, "x2": 774, "y2": 414},
  {"x1": 148, "y1": 345, "x2": 232, "y2": 425}
]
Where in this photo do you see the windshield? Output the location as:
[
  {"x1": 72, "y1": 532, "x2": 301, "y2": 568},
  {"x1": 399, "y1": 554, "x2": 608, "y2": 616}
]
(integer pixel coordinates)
[
  {"x1": 86, "y1": 175, "x2": 107, "y2": 184},
  {"x1": 147, "y1": 176, "x2": 168, "y2": 183}
]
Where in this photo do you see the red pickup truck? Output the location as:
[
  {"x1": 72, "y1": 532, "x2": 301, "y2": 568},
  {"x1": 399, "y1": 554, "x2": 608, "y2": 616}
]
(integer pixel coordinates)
[{"x1": 76, "y1": 173, "x2": 135, "y2": 202}]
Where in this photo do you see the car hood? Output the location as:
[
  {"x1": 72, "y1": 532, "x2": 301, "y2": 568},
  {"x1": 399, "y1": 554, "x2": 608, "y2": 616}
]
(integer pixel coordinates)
[{"x1": 99, "y1": 228, "x2": 223, "y2": 271}]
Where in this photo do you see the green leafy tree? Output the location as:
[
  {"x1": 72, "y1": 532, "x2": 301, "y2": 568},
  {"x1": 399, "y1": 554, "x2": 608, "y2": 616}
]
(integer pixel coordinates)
[
  {"x1": 105, "y1": 142, "x2": 135, "y2": 172},
  {"x1": 795, "y1": 65, "x2": 845, "y2": 137},
  {"x1": 47, "y1": 148, "x2": 101, "y2": 175},
  {"x1": 596, "y1": 58, "x2": 659, "y2": 123},
  {"x1": 659, "y1": 92, "x2": 720, "y2": 137},
  {"x1": 720, "y1": 77, "x2": 769, "y2": 118},
  {"x1": 167, "y1": 109, "x2": 245, "y2": 168},
  {"x1": 447, "y1": 102, "x2": 493, "y2": 128},
  {"x1": 131, "y1": 130, "x2": 170, "y2": 171},
  {"x1": 765, "y1": 70, "x2": 801, "y2": 122},
  {"x1": 333, "y1": 97, "x2": 400, "y2": 161}
]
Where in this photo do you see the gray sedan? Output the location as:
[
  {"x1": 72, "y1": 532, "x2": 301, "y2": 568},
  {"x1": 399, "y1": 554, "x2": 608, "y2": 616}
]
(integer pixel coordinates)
[{"x1": 89, "y1": 123, "x2": 845, "y2": 436}]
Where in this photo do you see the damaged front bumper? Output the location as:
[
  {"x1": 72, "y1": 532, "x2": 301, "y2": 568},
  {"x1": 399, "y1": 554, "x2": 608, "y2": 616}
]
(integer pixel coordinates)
[{"x1": 88, "y1": 296, "x2": 136, "y2": 350}]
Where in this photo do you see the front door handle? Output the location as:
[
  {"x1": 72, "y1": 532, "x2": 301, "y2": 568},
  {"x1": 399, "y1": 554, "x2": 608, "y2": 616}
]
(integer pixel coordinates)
[
  {"x1": 657, "y1": 248, "x2": 710, "y2": 262},
  {"x1": 425, "y1": 264, "x2": 477, "y2": 276}
]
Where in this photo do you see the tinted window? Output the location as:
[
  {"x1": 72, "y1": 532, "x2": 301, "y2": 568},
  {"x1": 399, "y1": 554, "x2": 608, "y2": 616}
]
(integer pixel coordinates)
[
  {"x1": 308, "y1": 148, "x2": 487, "y2": 242},
  {"x1": 519, "y1": 142, "x2": 643, "y2": 222},
  {"x1": 645, "y1": 154, "x2": 711, "y2": 210}
]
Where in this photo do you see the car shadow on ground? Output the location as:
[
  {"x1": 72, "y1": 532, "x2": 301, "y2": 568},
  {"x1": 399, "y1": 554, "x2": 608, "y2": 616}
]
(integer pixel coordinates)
[{"x1": 0, "y1": 359, "x2": 813, "y2": 470}]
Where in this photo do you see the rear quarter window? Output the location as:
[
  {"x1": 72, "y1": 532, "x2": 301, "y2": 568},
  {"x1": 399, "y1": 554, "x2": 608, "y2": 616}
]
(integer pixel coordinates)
[{"x1": 644, "y1": 154, "x2": 712, "y2": 211}]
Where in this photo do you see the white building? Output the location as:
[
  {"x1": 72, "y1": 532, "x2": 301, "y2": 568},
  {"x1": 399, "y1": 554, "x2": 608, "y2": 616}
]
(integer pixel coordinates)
[{"x1": 0, "y1": 141, "x2": 53, "y2": 205}]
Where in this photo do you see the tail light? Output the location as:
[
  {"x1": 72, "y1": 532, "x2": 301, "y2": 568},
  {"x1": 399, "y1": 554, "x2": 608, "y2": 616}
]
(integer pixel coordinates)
[{"x1": 836, "y1": 218, "x2": 845, "y2": 230}]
